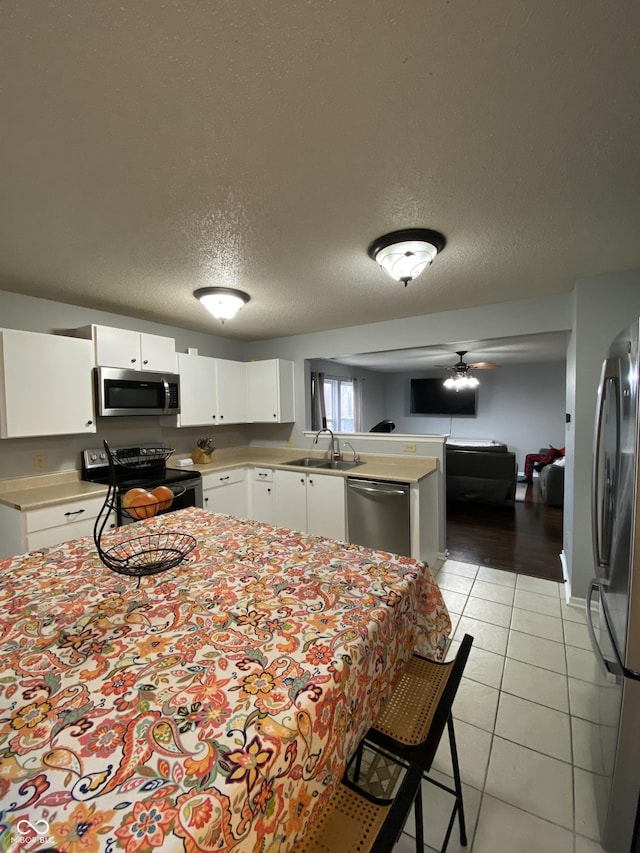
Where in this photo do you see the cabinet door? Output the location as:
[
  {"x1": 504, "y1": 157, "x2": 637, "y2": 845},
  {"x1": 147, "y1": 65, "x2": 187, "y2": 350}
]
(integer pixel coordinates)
[
  {"x1": 251, "y1": 480, "x2": 275, "y2": 524},
  {"x1": 247, "y1": 360, "x2": 277, "y2": 422},
  {"x1": 216, "y1": 359, "x2": 247, "y2": 424},
  {"x1": 274, "y1": 469, "x2": 307, "y2": 532},
  {"x1": 140, "y1": 333, "x2": 176, "y2": 372},
  {"x1": 176, "y1": 353, "x2": 218, "y2": 427},
  {"x1": 247, "y1": 359, "x2": 295, "y2": 423},
  {"x1": 0, "y1": 330, "x2": 96, "y2": 438},
  {"x1": 307, "y1": 474, "x2": 346, "y2": 540},
  {"x1": 94, "y1": 326, "x2": 140, "y2": 368},
  {"x1": 203, "y1": 469, "x2": 248, "y2": 518}
]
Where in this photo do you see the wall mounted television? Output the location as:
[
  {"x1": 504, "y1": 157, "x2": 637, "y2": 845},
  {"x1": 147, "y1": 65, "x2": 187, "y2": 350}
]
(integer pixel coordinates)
[{"x1": 410, "y1": 378, "x2": 477, "y2": 416}]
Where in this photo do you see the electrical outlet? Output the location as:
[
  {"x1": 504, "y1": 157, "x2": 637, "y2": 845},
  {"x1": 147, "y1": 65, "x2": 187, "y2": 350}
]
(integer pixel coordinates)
[
  {"x1": 33, "y1": 455, "x2": 47, "y2": 472},
  {"x1": 403, "y1": 443, "x2": 416, "y2": 453}
]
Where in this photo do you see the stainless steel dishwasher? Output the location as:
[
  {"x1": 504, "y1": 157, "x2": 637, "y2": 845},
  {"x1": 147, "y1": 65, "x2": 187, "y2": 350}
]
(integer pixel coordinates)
[{"x1": 346, "y1": 478, "x2": 410, "y2": 556}]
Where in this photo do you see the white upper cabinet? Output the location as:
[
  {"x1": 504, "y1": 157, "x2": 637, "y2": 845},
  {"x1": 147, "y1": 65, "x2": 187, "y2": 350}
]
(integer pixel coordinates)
[
  {"x1": 174, "y1": 354, "x2": 247, "y2": 427},
  {"x1": 216, "y1": 359, "x2": 247, "y2": 425},
  {"x1": 175, "y1": 352, "x2": 218, "y2": 427},
  {"x1": 247, "y1": 359, "x2": 295, "y2": 423},
  {"x1": 77, "y1": 324, "x2": 177, "y2": 372},
  {"x1": 0, "y1": 329, "x2": 96, "y2": 438}
]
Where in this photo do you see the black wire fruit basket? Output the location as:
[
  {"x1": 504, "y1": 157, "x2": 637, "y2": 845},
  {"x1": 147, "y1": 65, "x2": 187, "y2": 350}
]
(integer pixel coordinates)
[{"x1": 93, "y1": 441, "x2": 196, "y2": 578}]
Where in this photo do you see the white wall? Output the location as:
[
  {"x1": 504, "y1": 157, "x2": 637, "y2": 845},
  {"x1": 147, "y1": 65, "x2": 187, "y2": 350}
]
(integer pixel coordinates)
[{"x1": 384, "y1": 362, "x2": 566, "y2": 472}]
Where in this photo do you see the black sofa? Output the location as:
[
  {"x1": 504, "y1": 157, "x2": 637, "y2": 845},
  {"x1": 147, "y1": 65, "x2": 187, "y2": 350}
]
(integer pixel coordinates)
[
  {"x1": 445, "y1": 440, "x2": 518, "y2": 507},
  {"x1": 536, "y1": 447, "x2": 565, "y2": 507}
]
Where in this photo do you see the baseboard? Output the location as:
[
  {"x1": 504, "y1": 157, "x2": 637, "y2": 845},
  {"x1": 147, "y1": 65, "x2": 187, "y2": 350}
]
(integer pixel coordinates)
[
  {"x1": 568, "y1": 595, "x2": 587, "y2": 612},
  {"x1": 432, "y1": 552, "x2": 448, "y2": 572}
]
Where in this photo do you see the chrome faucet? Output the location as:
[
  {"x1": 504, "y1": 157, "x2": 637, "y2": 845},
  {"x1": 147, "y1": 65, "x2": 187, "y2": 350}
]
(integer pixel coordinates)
[
  {"x1": 314, "y1": 427, "x2": 341, "y2": 461},
  {"x1": 342, "y1": 441, "x2": 360, "y2": 463}
]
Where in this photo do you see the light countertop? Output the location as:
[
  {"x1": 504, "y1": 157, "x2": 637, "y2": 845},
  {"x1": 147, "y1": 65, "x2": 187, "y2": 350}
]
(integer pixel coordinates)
[{"x1": 0, "y1": 447, "x2": 438, "y2": 511}]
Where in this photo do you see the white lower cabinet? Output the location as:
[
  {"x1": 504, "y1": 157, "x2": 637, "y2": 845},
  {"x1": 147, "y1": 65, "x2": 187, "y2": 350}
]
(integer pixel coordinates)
[
  {"x1": 0, "y1": 495, "x2": 114, "y2": 560},
  {"x1": 250, "y1": 468, "x2": 275, "y2": 523},
  {"x1": 273, "y1": 469, "x2": 345, "y2": 540},
  {"x1": 202, "y1": 468, "x2": 248, "y2": 518}
]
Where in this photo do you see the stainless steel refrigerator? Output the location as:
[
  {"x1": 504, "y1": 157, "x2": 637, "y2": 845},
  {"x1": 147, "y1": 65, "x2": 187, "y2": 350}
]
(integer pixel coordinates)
[{"x1": 587, "y1": 317, "x2": 640, "y2": 852}]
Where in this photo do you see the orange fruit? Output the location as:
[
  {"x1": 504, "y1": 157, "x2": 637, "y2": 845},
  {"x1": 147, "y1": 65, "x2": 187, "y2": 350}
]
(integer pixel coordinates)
[
  {"x1": 122, "y1": 487, "x2": 148, "y2": 508},
  {"x1": 126, "y1": 491, "x2": 158, "y2": 520},
  {"x1": 151, "y1": 485, "x2": 174, "y2": 512}
]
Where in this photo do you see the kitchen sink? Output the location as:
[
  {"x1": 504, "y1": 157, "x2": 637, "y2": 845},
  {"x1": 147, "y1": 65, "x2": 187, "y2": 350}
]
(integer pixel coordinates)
[
  {"x1": 283, "y1": 457, "x2": 329, "y2": 467},
  {"x1": 316, "y1": 460, "x2": 363, "y2": 471},
  {"x1": 283, "y1": 457, "x2": 363, "y2": 471},
  {"x1": 283, "y1": 456, "x2": 362, "y2": 471}
]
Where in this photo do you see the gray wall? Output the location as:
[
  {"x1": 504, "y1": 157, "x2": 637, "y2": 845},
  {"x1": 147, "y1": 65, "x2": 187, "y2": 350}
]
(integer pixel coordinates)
[
  {"x1": 385, "y1": 362, "x2": 567, "y2": 472},
  {"x1": 565, "y1": 271, "x2": 640, "y2": 600},
  {"x1": 0, "y1": 290, "x2": 250, "y2": 478},
  {"x1": 244, "y1": 293, "x2": 573, "y2": 453}
]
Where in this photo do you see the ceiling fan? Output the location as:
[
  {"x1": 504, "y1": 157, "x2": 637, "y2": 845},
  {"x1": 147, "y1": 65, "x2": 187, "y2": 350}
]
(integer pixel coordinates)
[
  {"x1": 442, "y1": 350, "x2": 501, "y2": 373},
  {"x1": 438, "y1": 351, "x2": 501, "y2": 389}
]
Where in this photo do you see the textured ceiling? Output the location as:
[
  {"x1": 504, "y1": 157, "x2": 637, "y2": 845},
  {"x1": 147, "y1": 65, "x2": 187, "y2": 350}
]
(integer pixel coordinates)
[
  {"x1": 1, "y1": 1, "x2": 639, "y2": 344},
  {"x1": 327, "y1": 332, "x2": 571, "y2": 372}
]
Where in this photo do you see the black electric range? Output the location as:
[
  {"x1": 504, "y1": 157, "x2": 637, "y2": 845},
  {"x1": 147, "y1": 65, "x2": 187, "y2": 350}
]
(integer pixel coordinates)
[{"x1": 82, "y1": 444, "x2": 203, "y2": 524}]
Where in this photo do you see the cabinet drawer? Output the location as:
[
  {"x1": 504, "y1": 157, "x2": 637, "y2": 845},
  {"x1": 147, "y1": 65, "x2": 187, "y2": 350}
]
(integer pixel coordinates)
[
  {"x1": 27, "y1": 515, "x2": 112, "y2": 551},
  {"x1": 202, "y1": 468, "x2": 245, "y2": 489},
  {"x1": 253, "y1": 467, "x2": 273, "y2": 483},
  {"x1": 25, "y1": 496, "x2": 105, "y2": 533}
]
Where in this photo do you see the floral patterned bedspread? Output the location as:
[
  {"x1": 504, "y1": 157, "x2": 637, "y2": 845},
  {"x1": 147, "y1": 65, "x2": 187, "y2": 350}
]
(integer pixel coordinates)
[{"x1": 0, "y1": 506, "x2": 450, "y2": 852}]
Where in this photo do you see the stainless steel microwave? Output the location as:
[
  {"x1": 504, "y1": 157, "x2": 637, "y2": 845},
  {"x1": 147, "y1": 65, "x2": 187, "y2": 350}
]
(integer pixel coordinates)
[{"x1": 95, "y1": 367, "x2": 180, "y2": 417}]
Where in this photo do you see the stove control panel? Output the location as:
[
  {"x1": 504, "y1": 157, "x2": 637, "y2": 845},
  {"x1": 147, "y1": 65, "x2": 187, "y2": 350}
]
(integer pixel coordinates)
[
  {"x1": 82, "y1": 448, "x2": 109, "y2": 470},
  {"x1": 82, "y1": 445, "x2": 171, "y2": 472}
]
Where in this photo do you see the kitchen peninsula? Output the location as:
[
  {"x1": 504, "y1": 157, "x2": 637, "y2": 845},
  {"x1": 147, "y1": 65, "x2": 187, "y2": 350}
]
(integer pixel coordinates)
[{"x1": 0, "y1": 446, "x2": 441, "y2": 565}]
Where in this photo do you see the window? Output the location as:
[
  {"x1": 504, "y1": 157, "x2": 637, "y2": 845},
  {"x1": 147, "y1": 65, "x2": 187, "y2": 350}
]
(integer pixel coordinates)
[{"x1": 323, "y1": 376, "x2": 360, "y2": 432}]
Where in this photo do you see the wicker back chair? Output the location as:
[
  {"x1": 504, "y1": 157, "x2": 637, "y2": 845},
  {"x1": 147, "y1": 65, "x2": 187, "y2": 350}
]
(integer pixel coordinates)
[{"x1": 294, "y1": 634, "x2": 473, "y2": 853}]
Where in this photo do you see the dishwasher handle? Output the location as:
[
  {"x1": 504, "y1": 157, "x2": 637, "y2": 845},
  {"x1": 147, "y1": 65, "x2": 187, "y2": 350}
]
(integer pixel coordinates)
[{"x1": 347, "y1": 479, "x2": 408, "y2": 496}]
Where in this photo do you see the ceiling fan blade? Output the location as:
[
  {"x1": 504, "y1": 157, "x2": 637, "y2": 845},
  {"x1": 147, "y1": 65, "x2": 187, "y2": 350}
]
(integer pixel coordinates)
[{"x1": 468, "y1": 361, "x2": 501, "y2": 369}]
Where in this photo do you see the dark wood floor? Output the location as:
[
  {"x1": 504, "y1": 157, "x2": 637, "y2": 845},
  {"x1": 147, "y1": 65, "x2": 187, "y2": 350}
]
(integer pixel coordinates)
[{"x1": 445, "y1": 482, "x2": 564, "y2": 582}]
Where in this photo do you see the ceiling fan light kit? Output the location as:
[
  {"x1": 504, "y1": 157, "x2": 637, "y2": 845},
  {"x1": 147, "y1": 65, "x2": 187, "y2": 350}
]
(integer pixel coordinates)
[
  {"x1": 367, "y1": 228, "x2": 446, "y2": 285},
  {"x1": 193, "y1": 287, "x2": 250, "y2": 322},
  {"x1": 444, "y1": 374, "x2": 480, "y2": 391}
]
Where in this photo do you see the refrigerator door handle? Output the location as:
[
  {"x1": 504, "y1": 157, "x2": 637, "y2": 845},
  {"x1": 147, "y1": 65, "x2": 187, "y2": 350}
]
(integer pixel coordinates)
[
  {"x1": 591, "y1": 358, "x2": 620, "y2": 576},
  {"x1": 586, "y1": 580, "x2": 618, "y2": 680}
]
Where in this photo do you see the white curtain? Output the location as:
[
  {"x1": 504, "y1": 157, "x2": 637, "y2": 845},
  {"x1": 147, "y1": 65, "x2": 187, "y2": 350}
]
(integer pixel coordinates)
[
  {"x1": 311, "y1": 371, "x2": 326, "y2": 430},
  {"x1": 352, "y1": 377, "x2": 362, "y2": 432}
]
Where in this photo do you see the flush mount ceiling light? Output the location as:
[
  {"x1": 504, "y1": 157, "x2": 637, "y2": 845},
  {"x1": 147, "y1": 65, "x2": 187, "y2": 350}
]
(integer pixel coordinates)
[
  {"x1": 368, "y1": 228, "x2": 446, "y2": 286},
  {"x1": 193, "y1": 287, "x2": 250, "y2": 322}
]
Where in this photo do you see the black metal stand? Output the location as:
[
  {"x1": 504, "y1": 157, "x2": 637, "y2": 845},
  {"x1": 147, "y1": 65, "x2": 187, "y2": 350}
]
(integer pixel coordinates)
[{"x1": 93, "y1": 441, "x2": 196, "y2": 578}]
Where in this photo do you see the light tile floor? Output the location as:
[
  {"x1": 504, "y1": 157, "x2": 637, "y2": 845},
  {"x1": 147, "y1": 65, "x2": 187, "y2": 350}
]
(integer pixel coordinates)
[{"x1": 391, "y1": 558, "x2": 607, "y2": 853}]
